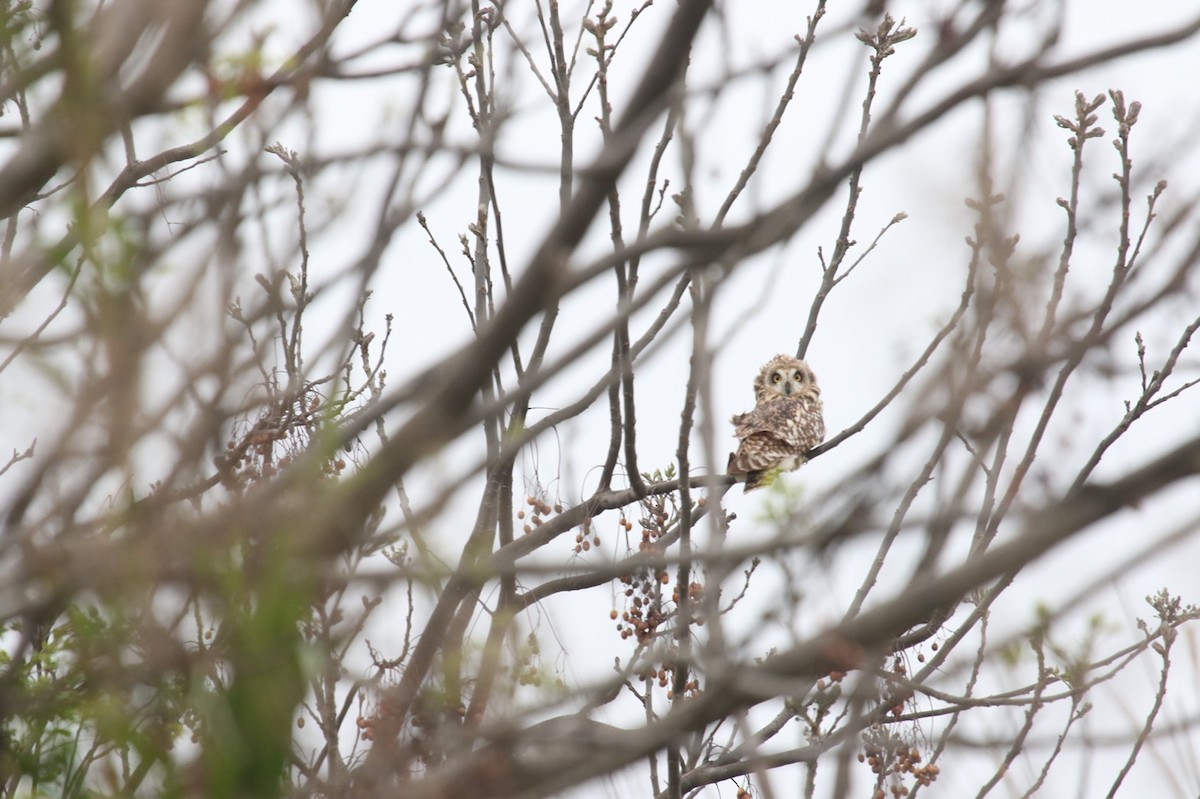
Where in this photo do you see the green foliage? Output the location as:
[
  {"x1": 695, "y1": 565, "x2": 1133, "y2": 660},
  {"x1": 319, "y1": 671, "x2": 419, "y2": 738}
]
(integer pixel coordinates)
[
  {"x1": 752, "y1": 473, "x2": 810, "y2": 527},
  {"x1": 1, "y1": 607, "x2": 187, "y2": 797},
  {"x1": 0, "y1": 543, "x2": 319, "y2": 798},
  {"x1": 198, "y1": 585, "x2": 309, "y2": 798}
]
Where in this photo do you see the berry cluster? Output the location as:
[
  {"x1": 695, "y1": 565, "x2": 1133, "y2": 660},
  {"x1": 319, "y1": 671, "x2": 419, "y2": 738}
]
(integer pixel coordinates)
[
  {"x1": 613, "y1": 568, "x2": 672, "y2": 644},
  {"x1": 634, "y1": 488, "x2": 676, "y2": 552},
  {"x1": 516, "y1": 494, "x2": 559, "y2": 535},
  {"x1": 356, "y1": 688, "x2": 468, "y2": 765},
  {"x1": 515, "y1": 494, "x2": 606, "y2": 555},
  {"x1": 859, "y1": 726, "x2": 940, "y2": 797},
  {"x1": 606, "y1": 472, "x2": 717, "y2": 706},
  {"x1": 883, "y1": 655, "x2": 913, "y2": 719},
  {"x1": 216, "y1": 392, "x2": 347, "y2": 490},
  {"x1": 356, "y1": 712, "x2": 378, "y2": 742},
  {"x1": 572, "y1": 514, "x2": 602, "y2": 554},
  {"x1": 515, "y1": 631, "x2": 545, "y2": 687},
  {"x1": 641, "y1": 662, "x2": 701, "y2": 701},
  {"x1": 673, "y1": 580, "x2": 705, "y2": 605}
]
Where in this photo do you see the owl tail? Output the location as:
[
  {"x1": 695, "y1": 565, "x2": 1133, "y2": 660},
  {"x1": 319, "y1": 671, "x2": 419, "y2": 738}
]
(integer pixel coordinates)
[
  {"x1": 727, "y1": 452, "x2": 769, "y2": 492},
  {"x1": 742, "y1": 470, "x2": 768, "y2": 492}
]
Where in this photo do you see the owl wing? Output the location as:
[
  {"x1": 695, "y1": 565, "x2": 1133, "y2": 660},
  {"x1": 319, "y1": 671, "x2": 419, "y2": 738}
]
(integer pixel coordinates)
[
  {"x1": 727, "y1": 430, "x2": 796, "y2": 475},
  {"x1": 731, "y1": 398, "x2": 824, "y2": 450}
]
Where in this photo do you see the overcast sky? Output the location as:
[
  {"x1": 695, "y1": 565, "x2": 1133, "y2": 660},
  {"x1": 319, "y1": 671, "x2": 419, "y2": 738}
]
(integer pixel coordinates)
[{"x1": 3, "y1": 1, "x2": 1200, "y2": 796}]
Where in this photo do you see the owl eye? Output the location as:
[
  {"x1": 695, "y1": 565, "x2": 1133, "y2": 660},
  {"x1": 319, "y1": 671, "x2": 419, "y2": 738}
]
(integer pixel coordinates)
[
  {"x1": 771, "y1": 373, "x2": 782, "y2": 384},
  {"x1": 793, "y1": 370, "x2": 804, "y2": 382}
]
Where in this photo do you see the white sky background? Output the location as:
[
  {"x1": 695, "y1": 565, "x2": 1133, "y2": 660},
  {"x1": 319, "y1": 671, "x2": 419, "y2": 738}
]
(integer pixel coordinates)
[
  {"x1": 332, "y1": 1, "x2": 1200, "y2": 793},
  {"x1": 2, "y1": 0, "x2": 1200, "y2": 796}
]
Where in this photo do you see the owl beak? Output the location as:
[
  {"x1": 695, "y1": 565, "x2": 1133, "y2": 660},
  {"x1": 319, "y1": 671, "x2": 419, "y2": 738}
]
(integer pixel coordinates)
[{"x1": 783, "y1": 383, "x2": 793, "y2": 396}]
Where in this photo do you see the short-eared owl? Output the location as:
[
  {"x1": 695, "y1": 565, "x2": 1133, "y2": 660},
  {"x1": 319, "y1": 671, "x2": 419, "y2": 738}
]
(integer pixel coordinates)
[{"x1": 727, "y1": 354, "x2": 825, "y2": 492}]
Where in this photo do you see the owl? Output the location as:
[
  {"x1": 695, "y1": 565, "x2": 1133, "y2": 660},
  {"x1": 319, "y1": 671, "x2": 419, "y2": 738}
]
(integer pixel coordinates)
[{"x1": 727, "y1": 354, "x2": 825, "y2": 491}]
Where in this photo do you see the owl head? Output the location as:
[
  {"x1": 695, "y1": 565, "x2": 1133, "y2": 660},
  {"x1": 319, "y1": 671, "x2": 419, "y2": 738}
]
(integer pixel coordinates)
[{"x1": 752, "y1": 354, "x2": 819, "y2": 405}]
